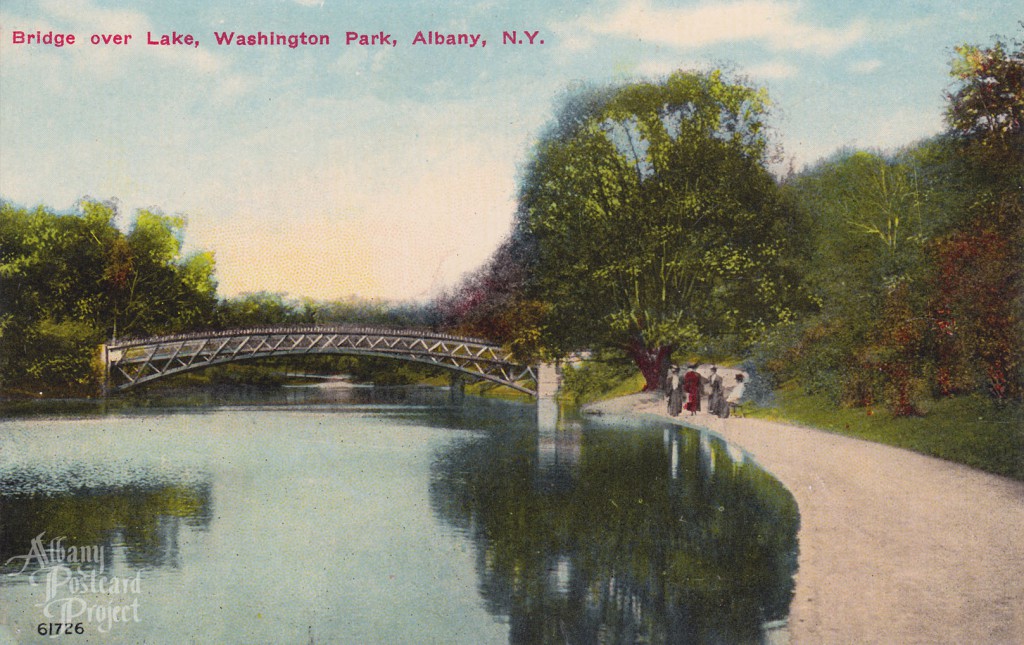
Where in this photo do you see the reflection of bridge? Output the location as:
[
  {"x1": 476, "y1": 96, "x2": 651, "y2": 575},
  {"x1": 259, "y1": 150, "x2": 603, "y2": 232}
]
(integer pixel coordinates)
[{"x1": 103, "y1": 325, "x2": 540, "y2": 396}]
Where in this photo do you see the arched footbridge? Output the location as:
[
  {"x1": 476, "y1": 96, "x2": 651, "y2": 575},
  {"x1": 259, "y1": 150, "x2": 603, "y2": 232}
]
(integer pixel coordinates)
[{"x1": 103, "y1": 325, "x2": 542, "y2": 396}]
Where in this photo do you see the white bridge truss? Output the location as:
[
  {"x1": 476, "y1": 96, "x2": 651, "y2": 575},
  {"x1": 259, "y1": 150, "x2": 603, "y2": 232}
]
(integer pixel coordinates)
[{"x1": 104, "y1": 326, "x2": 539, "y2": 396}]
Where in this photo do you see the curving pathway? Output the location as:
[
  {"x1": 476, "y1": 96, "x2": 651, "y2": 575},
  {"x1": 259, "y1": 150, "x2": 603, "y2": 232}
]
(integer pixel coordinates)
[{"x1": 585, "y1": 392, "x2": 1024, "y2": 644}]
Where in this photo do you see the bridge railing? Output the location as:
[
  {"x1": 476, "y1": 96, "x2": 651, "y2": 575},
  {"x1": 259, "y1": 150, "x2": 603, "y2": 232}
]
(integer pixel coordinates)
[{"x1": 108, "y1": 325, "x2": 498, "y2": 350}]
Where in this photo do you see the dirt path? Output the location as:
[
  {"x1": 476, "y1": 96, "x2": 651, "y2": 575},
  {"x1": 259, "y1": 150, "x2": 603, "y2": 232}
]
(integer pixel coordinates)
[{"x1": 584, "y1": 392, "x2": 1024, "y2": 644}]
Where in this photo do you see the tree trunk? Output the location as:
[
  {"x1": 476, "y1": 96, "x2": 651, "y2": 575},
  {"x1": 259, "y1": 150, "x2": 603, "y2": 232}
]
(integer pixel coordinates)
[{"x1": 625, "y1": 340, "x2": 673, "y2": 392}]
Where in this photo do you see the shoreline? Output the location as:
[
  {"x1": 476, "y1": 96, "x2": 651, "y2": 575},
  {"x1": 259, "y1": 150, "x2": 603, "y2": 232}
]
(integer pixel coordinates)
[{"x1": 583, "y1": 391, "x2": 1024, "y2": 644}]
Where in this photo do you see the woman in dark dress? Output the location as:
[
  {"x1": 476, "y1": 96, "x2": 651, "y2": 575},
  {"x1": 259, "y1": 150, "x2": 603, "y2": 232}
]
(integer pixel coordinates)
[
  {"x1": 683, "y1": 364, "x2": 702, "y2": 415},
  {"x1": 665, "y1": 366, "x2": 684, "y2": 417},
  {"x1": 707, "y1": 365, "x2": 725, "y2": 417}
]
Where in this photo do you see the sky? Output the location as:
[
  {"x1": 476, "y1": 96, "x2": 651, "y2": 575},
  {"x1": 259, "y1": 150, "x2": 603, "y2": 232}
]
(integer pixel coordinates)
[{"x1": 0, "y1": 1, "x2": 1016, "y2": 303}]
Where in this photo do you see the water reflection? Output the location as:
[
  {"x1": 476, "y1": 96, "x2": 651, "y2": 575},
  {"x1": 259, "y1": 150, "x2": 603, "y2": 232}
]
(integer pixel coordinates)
[
  {"x1": 430, "y1": 410, "x2": 798, "y2": 644},
  {"x1": 0, "y1": 480, "x2": 212, "y2": 576},
  {"x1": 0, "y1": 382, "x2": 471, "y2": 419},
  {"x1": 1, "y1": 402, "x2": 516, "y2": 644}
]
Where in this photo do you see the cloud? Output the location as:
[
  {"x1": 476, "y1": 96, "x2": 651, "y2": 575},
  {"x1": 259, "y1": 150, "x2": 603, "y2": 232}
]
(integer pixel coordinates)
[
  {"x1": 631, "y1": 57, "x2": 709, "y2": 78},
  {"x1": 38, "y1": 0, "x2": 148, "y2": 34},
  {"x1": 746, "y1": 59, "x2": 798, "y2": 79},
  {"x1": 849, "y1": 59, "x2": 882, "y2": 74},
  {"x1": 579, "y1": 0, "x2": 866, "y2": 56}
]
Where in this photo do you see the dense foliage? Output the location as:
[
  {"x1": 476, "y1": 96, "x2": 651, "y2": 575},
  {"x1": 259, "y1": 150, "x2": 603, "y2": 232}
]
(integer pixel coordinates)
[
  {"x1": 0, "y1": 201, "x2": 217, "y2": 395},
  {"x1": 432, "y1": 228, "x2": 547, "y2": 359},
  {"x1": 771, "y1": 35, "x2": 1023, "y2": 411}
]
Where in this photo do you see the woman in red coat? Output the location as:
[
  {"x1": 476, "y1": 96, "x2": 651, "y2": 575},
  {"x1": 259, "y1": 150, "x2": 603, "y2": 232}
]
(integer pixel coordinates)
[{"x1": 683, "y1": 364, "x2": 702, "y2": 415}]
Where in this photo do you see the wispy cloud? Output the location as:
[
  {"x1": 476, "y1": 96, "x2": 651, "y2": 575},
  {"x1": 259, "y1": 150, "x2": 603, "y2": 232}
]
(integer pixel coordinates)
[
  {"x1": 578, "y1": 0, "x2": 866, "y2": 56},
  {"x1": 747, "y1": 60, "x2": 799, "y2": 79},
  {"x1": 849, "y1": 59, "x2": 883, "y2": 74},
  {"x1": 39, "y1": 0, "x2": 149, "y2": 34},
  {"x1": 631, "y1": 58, "x2": 709, "y2": 78}
]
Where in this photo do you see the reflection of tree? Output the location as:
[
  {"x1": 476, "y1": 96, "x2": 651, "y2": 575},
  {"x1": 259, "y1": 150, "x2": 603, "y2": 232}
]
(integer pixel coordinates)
[
  {"x1": 0, "y1": 480, "x2": 212, "y2": 575},
  {"x1": 430, "y1": 423, "x2": 798, "y2": 643}
]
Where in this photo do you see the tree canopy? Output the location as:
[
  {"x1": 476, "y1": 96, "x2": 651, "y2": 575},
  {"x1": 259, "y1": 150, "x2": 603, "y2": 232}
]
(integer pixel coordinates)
[
  {"x1": 0, "y1": 200, "x2": 218, "y2": 394},
  {"x1": 946, "y1": 34, "x2": 1024, "y2": 150},
  {"x1": 515, "y1": 70, "x2": 808, "y2": 388}
]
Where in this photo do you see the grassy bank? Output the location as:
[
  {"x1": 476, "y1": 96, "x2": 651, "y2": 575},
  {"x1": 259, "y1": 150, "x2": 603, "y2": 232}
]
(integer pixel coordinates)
[
  {"x1": 747, "y1": 387, "x2": 1023, "y2": 481},
  {"x1": 559, "y1": 358, "x2": 647, "y2": 406},
  {"x1": 463, "y1": 380, "x2": 535, "y2": 403}
]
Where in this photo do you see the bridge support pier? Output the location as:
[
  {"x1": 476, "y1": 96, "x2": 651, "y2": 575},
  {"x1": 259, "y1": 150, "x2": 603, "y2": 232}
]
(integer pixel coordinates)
[
  {"x1": 537, "y1": 362, "x2": 561, "y2": 399},
  {"x1": 449, "y1": 372, "x2": 465, "y2": 404},
  {"x1": 537, "y1": 397, "x2": 559, "y2": 431},
  {"x1": 98, "y1": 344, "x2": 110, "y2": 397}
]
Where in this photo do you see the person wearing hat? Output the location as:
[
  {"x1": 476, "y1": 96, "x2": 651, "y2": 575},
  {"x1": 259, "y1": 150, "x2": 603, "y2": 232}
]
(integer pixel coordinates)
[
  {"x1": 665, "y1": 365, "x2": 684, "y2": 417},
  {"x1": 683, "y1": 364, "x2": 702, "y2": 415},
  {"x1": 708, "y1": 365, "x2": 725, "y2": 417},
  {"x1": 723, "y1": 373, "x2": 746, "y2": 418}
]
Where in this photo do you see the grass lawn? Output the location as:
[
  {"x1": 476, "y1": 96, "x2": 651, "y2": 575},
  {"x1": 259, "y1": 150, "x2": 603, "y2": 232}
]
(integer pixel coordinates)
[
  {"x1": 588, "y1": 372, "x2": 647, "y2": 402},
  {"x1": 748, "y1": 386, "x2": 1024, "y2": 481}
]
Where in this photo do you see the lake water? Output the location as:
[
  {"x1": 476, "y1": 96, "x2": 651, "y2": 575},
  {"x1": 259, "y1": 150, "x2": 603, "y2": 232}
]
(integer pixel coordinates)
[{"x1": 0, "y1": 387, "x2": 798, "y2": 644}]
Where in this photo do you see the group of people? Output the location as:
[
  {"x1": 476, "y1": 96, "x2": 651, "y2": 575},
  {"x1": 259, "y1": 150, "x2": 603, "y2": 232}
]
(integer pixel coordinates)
[{"x1": 665, "y1": 364, "x2": 745, "y2": 418}]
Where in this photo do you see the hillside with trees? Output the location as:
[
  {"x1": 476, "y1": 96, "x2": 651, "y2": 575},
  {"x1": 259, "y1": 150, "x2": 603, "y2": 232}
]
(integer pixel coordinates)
[
  {"x1": 767, "y1": 35, "x2": 1022, "y2": 411},
  {"x1": 437, "y1": 35, "x2": 1023, "y2": 416}
]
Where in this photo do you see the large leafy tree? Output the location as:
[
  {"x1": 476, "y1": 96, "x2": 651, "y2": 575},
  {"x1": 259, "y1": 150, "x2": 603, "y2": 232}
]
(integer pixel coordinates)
[{"x1": 517, "y1": 71, "x2": 808, "y2": 389}]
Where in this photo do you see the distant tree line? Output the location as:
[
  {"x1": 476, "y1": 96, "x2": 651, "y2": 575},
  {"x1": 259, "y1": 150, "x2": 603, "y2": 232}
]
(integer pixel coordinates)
[
  {"x1": 0, "y1": 203, "x2": 437, "y2": 396},
  {"x1": 434, "y1": 34, "x2": 1023, "y2": 413}
]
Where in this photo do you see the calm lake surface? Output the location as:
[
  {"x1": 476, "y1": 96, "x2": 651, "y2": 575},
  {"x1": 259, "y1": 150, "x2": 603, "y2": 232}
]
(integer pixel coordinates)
[{"x1": 0, "y1": 387, "x2": 798, "y2": 644}]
